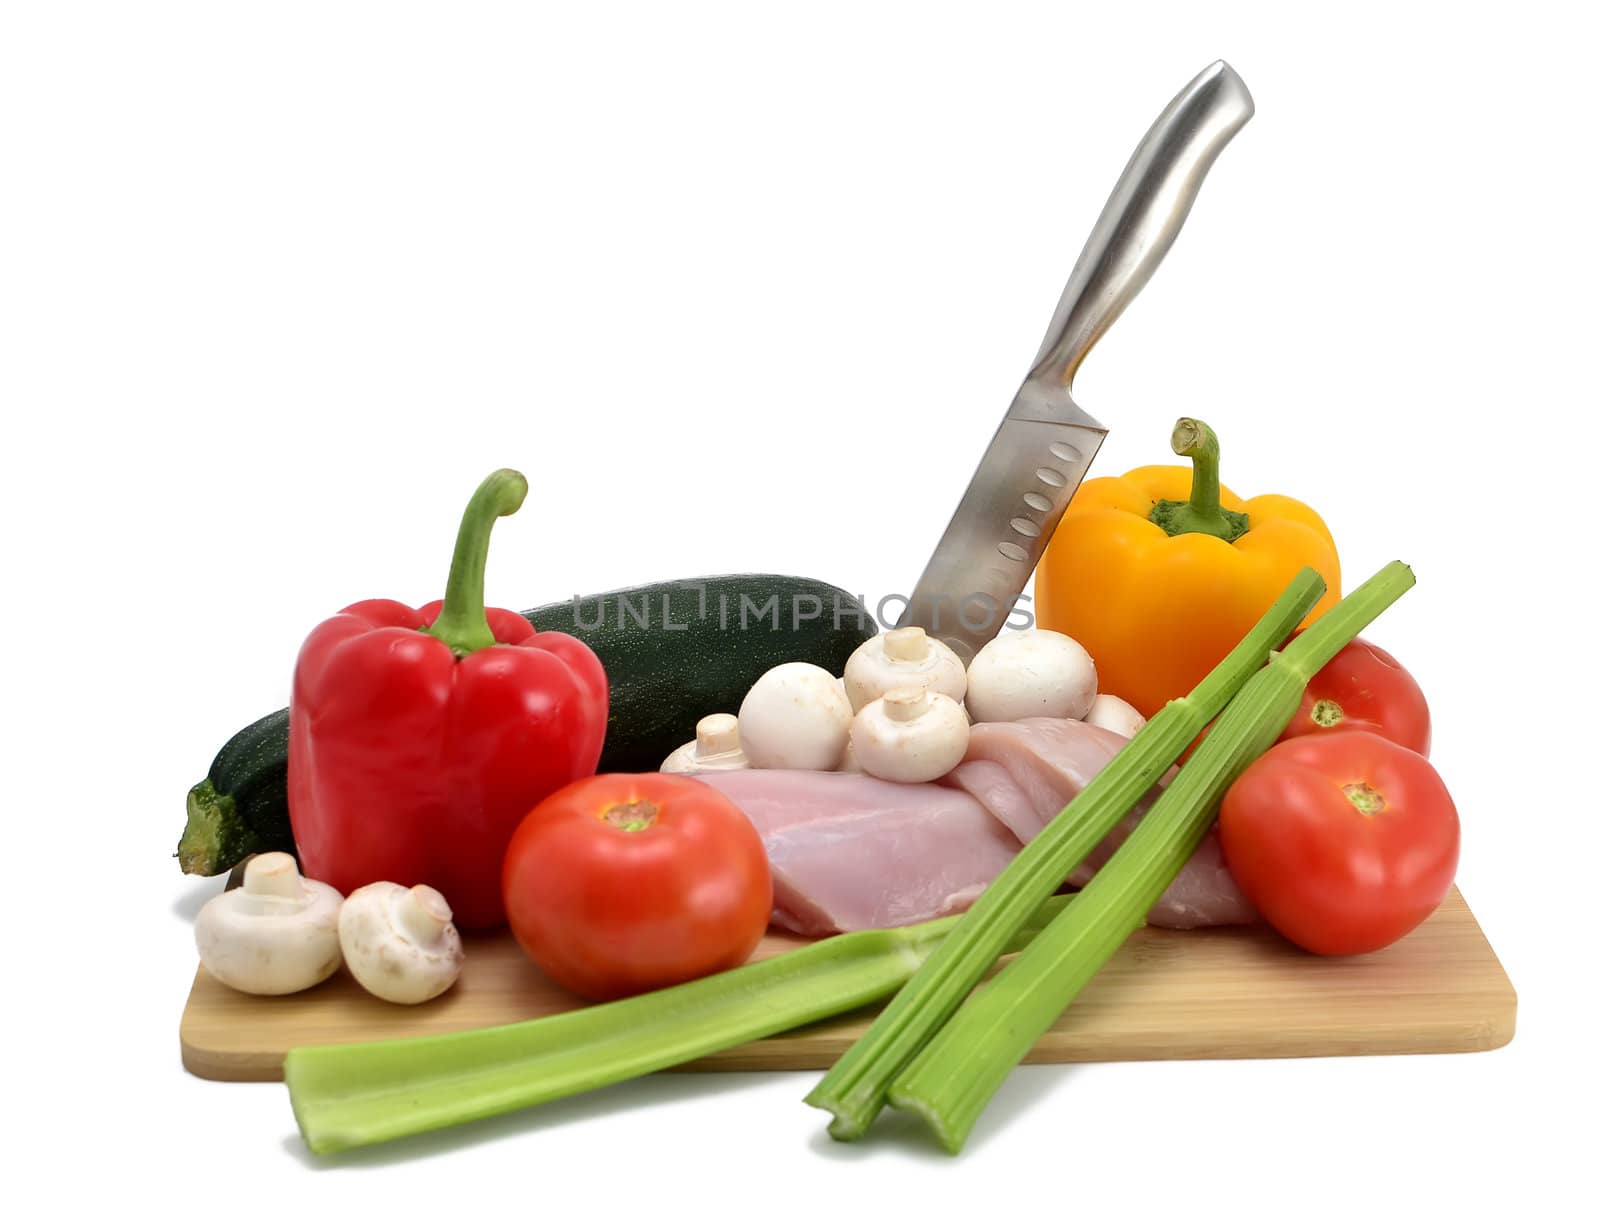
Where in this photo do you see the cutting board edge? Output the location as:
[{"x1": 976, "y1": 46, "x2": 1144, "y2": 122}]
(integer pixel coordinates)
[
  {"x1": 180, "y1": 1014, "x2": 1519, "y2": 1084},
  {"x1": 178, "y1": 885, "x2": 1518, "y2": 1084},
  {"x1": 180, "y1": 973, "x2": 1518, "y2": 1083},
  {"x1": 182, "y1": 1037, "x2": 286, "y2": 1083}
]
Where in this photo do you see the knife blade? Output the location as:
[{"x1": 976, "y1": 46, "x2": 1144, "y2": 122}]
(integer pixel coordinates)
[{"x1": 900, "y1": 61, "x2": 1256, "y2": 663}]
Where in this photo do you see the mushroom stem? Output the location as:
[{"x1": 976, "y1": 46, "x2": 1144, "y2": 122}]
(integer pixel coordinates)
[
  {"x1": 242, "y1": 852, "x2": 305, "y2": 900},
  {"x1": 695, "y1": 714, "x2": 741, "y2": 758},
  {"x1": 883, "y1": 687, "x2": 932, "y2": 723},
  {"x1": 883, "y1": 627, "x2": 931, "y2": 663},
  {"x1": 661, "y1": 713, "x2": 751, "y2": 773},
  {"x1": 399, "y1": 885, "x2": 452, "y2": 945}
]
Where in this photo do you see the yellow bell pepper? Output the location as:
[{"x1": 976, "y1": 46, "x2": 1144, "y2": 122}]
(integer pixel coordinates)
[{"x1": 1034, "y1": 418, "x2": 1340, "y2": 719}]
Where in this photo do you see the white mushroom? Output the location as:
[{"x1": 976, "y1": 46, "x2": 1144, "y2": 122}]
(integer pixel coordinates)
[
  {"x1": 194, "y1": 852, "x2": 343, "y2": 995},
  {"x1": 338, "y1": 882, "x2": 465, "y2": 1005},
  {"x1": 964, "y1": 630, "x2": 1098, "y2": 723},
  {"x1": 843, "y1": 627, "x2": 967, "y2": 713},
  {"x1": 1085, "y1": 693, "x2": 1147, "y2": 738},
  {"x1": 738, "y1": 662, "x2": 853, "y2": 770},
  {"x1": 850, "y1": 687, "x2": 970, "y2": 783},
  {"x1": 661, "y1": 713, "x2": 750, "y2": 773}
]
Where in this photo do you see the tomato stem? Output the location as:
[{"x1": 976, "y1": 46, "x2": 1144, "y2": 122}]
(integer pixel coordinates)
[
  {"x1": 1310, "y1": 698, "x2": 1345, "y2": 727},
  {"x1": 1343, "y1": 782, "x2": 1386, "y2": 816},
  {"x1": 604, "y1": 801, "x2": 660, "y2": 832}
]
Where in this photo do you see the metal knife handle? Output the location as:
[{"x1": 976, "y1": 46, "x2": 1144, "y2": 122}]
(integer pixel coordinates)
[{"x1": 1029, "y1": 61, "x2": 1254, "y2": 388}]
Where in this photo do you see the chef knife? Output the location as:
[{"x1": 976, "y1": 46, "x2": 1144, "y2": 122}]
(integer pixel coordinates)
[{"x1": 899, "y1": 60, "x2": 1256, "y2": 662}]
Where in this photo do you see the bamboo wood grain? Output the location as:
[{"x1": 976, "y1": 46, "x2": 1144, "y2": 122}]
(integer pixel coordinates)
[{"x1": 179, "y1": 885, "x2": 1514, "y2": 1082}]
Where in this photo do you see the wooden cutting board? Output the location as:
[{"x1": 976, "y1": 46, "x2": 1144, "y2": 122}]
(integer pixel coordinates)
[{"x1": 180, "y1": 885, "x2": 1514, "y2": 1082}]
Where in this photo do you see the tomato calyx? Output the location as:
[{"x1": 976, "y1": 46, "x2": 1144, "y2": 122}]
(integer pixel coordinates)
[
  {"x1": 603, "y1": 801, "x2": 660, "y2": 832},
  {"x1": 1342, "y1": 781, "x2": 1386, "y2": 816},
  {"x1": 1310, "y1": 698, "x2": 1345, "y2": 728}
]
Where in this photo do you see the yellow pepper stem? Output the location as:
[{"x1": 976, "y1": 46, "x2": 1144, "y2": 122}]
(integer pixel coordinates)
[{"x1": 1148, "y1": 417, "x2": 1250, "y2": 542}]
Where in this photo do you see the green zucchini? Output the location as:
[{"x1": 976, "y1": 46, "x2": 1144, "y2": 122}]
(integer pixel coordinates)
[
  {"x1": 176, "y1": 573, "x2": 877, "y2": 875},
  {"x1": 177, "y1": 708, "x2": 297, "y2": 876},
  {"x1": 540, "y1": 574, "x2": 877, "y2": 777}
]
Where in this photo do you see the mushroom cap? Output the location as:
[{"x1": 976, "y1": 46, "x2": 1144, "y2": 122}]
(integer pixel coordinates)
[
  {"x1": 843, "y1": 627, "x2": 967, "y2": 713},
  {"x1": 194, "y1": 852, "x2": 344, "y2": 996},
  {"x1": 1085, "y1": 693, "x2": 1146, "y2": 738},
  {"x1": 338, "y1": 881, "x2": 465, "y2": 1005},
  {"x1": 850, "y1": 687, "x2": 971, "y2": 783},
  {"x1": 965, "y1": 630, "x2": 1098, "y2": 723},
  {"x1": 738, "y1": 662, "x2": 852, "y2": 770}
]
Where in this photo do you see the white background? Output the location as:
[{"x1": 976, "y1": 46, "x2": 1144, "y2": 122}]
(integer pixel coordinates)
[{"x1": 4, "y1": 2, "x2": 1596, "y2": 1210}]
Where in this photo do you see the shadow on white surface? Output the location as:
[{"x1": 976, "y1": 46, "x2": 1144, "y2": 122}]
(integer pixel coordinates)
[
  {"x1": 804, "y1": 1063, "x2": 1067, "y2": 1160},
  {"x1": 172, "y1": 875, "x2": 227, "y2": 924},
  {"x1": 280, "y1": 1070, "x2": 791, "y2": 1167}
]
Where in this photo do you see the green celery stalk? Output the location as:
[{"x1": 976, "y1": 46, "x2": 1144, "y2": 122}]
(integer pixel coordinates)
[
  {"x1": 886, "y1": 560, "x2": 1416, "y2": 1152},
  {"x1": 804, "y1": 566, "x2": 1328, "y2": 1140},
  {"x1": 286, "y1": 894, "x2": 1074, "y2": 1155}
]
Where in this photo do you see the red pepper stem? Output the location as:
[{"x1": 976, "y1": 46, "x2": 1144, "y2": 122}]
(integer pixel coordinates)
[{"x1": 423, "y1": 469, "x2": 529, "y2": 658}]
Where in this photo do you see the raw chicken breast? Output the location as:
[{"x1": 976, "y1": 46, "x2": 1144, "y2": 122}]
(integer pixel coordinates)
[
  {"x1": 1063, "y1": 801, "x2": 1259, "y2": 928},
  {"x1": 1141, "y1": 831, "x2": 1258, "y2": 929},
  {"x1": 943, "y1": 717, "x2": 1133, "y2": 844},
  {"x1": 698, "y1": 718, "x2": 1258, "y2": 936},
  {"x1": 694, "y1": 769, "x2": 1020, "y2": 936},
  {"x1": 946, "y1": 718, "x2": 1258, "y2": 929}
]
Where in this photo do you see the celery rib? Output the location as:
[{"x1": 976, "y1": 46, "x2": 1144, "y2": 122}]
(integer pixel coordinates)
[
  {"x1": 803, "y1": 566, "x2": 1329, "y2": 1139},
  {"x1": 885, "y1": 560, "x2": 1416, "y2": 1152},
  {"x1": 285, "y1": 894, "x2": 1073, "y2": 1155}
]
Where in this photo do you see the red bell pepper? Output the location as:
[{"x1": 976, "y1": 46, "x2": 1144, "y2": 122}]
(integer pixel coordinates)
[{"x1": 287, "y1": 469, "x2": 608, "y2": 930}]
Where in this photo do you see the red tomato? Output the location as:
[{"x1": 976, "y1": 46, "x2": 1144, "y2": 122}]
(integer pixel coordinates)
[
  {"x1": 1219, "y1": 733, "x2": 1459, "y2": 956},
  {"x1": 1280, "y1": 638, "x2": 1431, "y2": 756},
  {"x1": 502, "y1": 773, "x2": 772, "y2": 1000}
]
